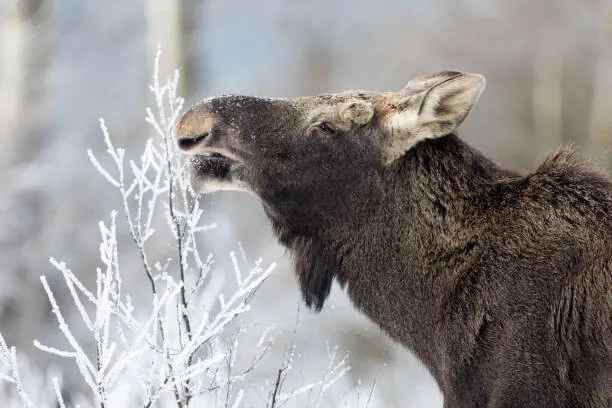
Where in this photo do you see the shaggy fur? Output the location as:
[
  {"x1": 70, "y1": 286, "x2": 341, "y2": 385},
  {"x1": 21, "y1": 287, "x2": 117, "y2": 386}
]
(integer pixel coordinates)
[{"x1": 175, "y1": 74, "x2": 611, "y2": 407}]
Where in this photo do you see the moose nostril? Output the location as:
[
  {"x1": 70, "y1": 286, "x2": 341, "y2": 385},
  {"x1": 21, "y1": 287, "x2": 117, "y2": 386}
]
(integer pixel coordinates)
[{"x1": 177, "y1": 133, "x2": 208, "y2": 150}]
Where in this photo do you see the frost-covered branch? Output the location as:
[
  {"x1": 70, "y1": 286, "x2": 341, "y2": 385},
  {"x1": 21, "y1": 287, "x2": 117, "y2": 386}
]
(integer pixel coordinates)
[
  {"x1": 0, "y1": 332, "x2": 34, "y2": 408},
  {"x1": 266, "y1": 307, "x2": 351, "y2": 408},
  {"x1": 0, "y1": 49, "x2": 361, "y2": 408}
]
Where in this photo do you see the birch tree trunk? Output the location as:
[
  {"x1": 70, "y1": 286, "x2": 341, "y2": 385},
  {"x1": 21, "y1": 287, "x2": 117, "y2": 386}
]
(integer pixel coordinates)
[
  {"x1": 588, "y1": 0, "x2": 612, "y2": 167},
  {"x1": 0, "y1": 0, "x2": 55, "y2": 352},
  {"x1": 147, "y1": 0, "x2": 199, "y2": 94},
  {"x1": 532, "y1": 24, "x2": 565, "y2": 147},
  {"x1": 0, "y1": 0, "x2": 53, "y2": 171}
]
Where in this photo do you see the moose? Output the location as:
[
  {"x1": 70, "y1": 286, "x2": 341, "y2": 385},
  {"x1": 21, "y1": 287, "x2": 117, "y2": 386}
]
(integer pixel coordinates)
[{"x1": 175, "y1": 71, "x2": 611, "y2": 407}]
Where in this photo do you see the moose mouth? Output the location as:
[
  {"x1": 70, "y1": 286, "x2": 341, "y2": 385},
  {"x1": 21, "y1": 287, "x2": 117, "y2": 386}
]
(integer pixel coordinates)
[
  {"x1": 189, "y1": 150, "x2": 254, "y2": 194},
  {"x1": 191, "y1": 152, "x2": 236, "y2": 179}
]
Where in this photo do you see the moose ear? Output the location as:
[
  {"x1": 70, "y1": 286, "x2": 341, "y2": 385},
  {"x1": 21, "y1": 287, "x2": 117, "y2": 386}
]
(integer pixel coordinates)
[
  {"x1": 339, "y1": 99, "x2": 374, "y2": 125},
  {"x1": 402, "y1": 70, "x2": 466, "y2": 95},
  {"x1": 384, "y1": 72, "x2": 486, "y2": 163}
]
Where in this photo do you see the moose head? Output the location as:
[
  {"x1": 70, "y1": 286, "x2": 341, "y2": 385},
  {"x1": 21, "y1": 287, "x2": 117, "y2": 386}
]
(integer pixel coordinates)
[{"x1": 175, "y1": 70, "x2": 484, "y2": 238}]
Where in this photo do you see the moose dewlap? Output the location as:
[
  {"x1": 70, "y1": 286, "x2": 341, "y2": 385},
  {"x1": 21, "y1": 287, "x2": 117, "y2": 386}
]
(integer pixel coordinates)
[{"x1": 175, "y1": 71, "x2": 611, "y2": 408}]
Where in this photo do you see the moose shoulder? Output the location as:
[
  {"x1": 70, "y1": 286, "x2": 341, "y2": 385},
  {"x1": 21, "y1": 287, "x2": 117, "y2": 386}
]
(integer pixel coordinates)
[{"x1": 175, "y1": 71, "x2": 611, "y2": 408}]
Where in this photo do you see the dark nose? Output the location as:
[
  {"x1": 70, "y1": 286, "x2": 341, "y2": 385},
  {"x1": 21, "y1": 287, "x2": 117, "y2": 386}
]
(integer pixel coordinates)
[
  {"x1": 177, "y1": 132, "x2": 208, "y2": 150},
  {"x1": 174, "y1": 102, "x2": 214, "y2": 152}
]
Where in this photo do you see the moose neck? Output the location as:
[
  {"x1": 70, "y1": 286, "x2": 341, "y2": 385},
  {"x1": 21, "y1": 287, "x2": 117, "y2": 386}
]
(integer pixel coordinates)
[
  {"x1": 326, "y1": 134, "x2": 514, "y2": 387},
  {"x1": 266, "y1": 133, "x2": 515, "y2": 388}
]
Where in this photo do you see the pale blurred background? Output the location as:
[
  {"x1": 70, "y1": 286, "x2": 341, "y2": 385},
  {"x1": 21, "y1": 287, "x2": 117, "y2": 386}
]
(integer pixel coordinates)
[{"x1": 0, "y1": 0, "x2": 611, "y2": 407}]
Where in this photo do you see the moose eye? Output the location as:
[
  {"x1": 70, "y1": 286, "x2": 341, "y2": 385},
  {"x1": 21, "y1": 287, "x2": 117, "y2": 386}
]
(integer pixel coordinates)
[{"x1": 317, "y1": 122, "x2": 336, "y2": 135}]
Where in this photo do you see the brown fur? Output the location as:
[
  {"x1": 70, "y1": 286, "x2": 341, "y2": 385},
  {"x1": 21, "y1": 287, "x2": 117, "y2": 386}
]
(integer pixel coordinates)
[{"x1": 175, "y1": 72, "x2": 611, "y2": 407}]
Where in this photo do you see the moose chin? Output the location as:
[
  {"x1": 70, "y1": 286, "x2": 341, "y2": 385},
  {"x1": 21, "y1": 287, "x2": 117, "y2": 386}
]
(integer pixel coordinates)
[{"x1": 175, "y1": 71, "x2": 612, "y2": 408}]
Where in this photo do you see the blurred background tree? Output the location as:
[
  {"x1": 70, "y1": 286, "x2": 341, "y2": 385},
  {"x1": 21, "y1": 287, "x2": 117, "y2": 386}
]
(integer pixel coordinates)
[{"x1": 0, "y1": 0, "x2": 55, "y2": 363}]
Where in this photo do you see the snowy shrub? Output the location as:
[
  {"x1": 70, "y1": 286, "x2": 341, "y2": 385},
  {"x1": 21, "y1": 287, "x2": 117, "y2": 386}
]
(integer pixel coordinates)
[{"x1": 0, "y1": 49, "x2": 354, "y2": 408}]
